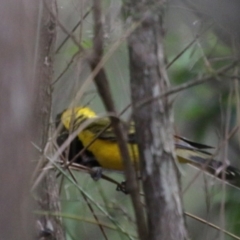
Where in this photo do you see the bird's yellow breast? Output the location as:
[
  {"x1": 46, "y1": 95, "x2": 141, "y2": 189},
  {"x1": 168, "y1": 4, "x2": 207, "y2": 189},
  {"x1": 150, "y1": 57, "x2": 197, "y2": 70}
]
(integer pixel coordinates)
[{"x1": 79, "y1": 130, "x2": 139, "y2": 170}]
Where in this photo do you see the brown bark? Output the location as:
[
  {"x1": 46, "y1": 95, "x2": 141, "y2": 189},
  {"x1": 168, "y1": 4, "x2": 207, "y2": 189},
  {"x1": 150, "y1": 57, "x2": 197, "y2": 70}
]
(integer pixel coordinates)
[
  {"x1": 123, "y1": 1, "x2": 188, "y2": 239},
  {"x1": 35, "y1": 1, "x2": 65, "y2": 239}
]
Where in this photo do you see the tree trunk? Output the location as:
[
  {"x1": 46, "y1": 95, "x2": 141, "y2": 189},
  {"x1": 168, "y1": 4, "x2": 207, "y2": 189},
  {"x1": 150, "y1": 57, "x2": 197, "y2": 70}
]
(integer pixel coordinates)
[{"x1": 123, "y1": 1, "x2": 188, "y2": 239}]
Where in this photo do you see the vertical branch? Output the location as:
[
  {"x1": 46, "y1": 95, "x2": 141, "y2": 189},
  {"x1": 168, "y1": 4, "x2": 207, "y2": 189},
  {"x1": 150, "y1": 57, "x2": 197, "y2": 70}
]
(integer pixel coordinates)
[
  {"x1": 35, "y1": 0, "x2": 65, "y2": 239},
  {"x1": 124, "y1": 1, "x2": 187, "y2": 239},
  {"x1": 90, "y1": 1, "x2": 148, "y2": 239}
]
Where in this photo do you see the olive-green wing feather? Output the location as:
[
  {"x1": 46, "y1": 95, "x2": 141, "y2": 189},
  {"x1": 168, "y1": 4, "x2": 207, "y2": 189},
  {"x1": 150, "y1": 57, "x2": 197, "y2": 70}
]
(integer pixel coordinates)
[{"x1": 84, "y1": 118, "x2": 135, "y2": 142}]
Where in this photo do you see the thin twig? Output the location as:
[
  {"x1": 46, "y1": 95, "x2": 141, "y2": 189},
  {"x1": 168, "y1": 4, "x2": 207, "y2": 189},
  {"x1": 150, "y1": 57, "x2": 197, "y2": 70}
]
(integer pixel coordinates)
[
  {"x1": 58, "y1": 161, "x2": 126, "y2": 190},
  {"x1": 46, "y1": 155, "x2": 135, "y2": 240},
  {"x1": 52, "y1": 51, "x2": 79, "y2": 85},
  {"x1": 167, "y1": 34, "x2": 198, "y2": 69},
  {"x1": 185, "y1": 212, "x2": 240, "y2": 240},
  {"x1": 55, "y1": 7, "x2": 92, "y2": 54},
  {"x1": 43, "y1": 0, "x2": 83, "y2": 51},
  {"x1": 183, "y1": 124, "x2": 239, "y2": 194},
  {"x1": 35, "y1": 211, "x2": 137, "y2": 238},
  {"x1": 219, "y1": 85, "x2": 233, "y2": 240},
  {"x1": 136, "y1": 61, "x2": 239, "y2": 110}
]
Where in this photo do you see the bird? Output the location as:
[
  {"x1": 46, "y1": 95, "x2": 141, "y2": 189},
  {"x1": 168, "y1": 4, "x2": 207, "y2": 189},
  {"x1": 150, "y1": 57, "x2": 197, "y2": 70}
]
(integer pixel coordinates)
[{"x1": 55, "y1": 106, "x2": 240, "y2": 188}]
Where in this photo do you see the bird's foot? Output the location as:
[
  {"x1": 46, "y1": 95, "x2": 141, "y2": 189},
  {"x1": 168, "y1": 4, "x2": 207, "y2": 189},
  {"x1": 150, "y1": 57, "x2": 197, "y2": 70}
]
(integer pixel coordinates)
[{"x1": 116, "y1": 181, "x2": 129, "y2": 194}]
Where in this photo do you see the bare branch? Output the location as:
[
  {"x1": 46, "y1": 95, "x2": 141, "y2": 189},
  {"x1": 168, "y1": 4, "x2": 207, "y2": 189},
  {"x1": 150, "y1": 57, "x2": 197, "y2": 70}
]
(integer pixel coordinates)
[
  {"x1": 185, "y1": 212, "x2": 240, "y2": 240},
  {"x1": 34, "y1": 0, "x2": 65, "y2": 239},
  {"x1": 55, "y1": 7, "x2": 92, "y2": 54},
  {"x1": 137, "y1": 61, "x2": 238, "y2": 110}
]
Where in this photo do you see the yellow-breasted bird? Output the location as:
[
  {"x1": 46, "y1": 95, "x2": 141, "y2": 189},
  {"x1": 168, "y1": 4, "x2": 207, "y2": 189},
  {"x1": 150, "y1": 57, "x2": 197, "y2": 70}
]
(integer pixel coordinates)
[{"x1": 56, "y1": 107, "x2": 240, "y2": 188}]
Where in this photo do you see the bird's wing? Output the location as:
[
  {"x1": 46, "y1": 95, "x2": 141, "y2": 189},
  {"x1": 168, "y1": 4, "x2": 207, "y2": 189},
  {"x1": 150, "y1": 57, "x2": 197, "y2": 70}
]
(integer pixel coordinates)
[{"x1": 85, "y1": 118, "x2": 136, "y2": 142}]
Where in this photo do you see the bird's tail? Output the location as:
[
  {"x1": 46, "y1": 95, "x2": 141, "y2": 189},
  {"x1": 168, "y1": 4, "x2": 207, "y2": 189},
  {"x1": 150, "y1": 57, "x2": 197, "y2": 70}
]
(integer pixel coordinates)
[{"x1": 176, "y1": 144, "x2": 240, "y2": 188}]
